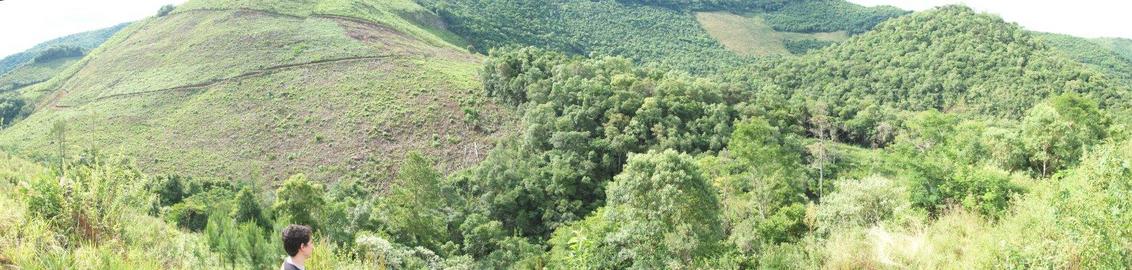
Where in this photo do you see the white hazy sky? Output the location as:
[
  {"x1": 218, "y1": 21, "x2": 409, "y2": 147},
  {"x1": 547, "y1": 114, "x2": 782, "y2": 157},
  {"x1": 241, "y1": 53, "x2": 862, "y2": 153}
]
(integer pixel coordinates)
[
  {"x1": 1, "y1": 0, "x2": 1131, "y2": 57},
  {"x1": 0, "y1": 0, "x2": 188, "y2": 57},
  {"x1": 848, "y1": 0, "x2": 1132, "y2": 40}
]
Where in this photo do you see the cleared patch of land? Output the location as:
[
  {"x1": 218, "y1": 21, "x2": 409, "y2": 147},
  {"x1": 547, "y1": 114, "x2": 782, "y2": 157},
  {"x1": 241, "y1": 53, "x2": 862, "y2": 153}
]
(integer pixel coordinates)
[{"x1": 696, "y1": 11, "x2": 848, "y2": 56}]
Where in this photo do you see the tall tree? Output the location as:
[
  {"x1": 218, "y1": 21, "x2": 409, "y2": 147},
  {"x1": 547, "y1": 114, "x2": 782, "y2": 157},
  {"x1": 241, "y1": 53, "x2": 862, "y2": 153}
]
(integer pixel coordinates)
[{"x1": 373, "y1": 152, "x2": 448, "y2": 251}]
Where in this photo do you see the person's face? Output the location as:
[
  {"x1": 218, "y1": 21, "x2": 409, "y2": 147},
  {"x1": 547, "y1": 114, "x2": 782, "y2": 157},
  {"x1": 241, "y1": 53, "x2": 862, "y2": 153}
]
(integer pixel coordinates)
[{"x1": 300, "y1": 239, "x2": 314, "y2": 257}]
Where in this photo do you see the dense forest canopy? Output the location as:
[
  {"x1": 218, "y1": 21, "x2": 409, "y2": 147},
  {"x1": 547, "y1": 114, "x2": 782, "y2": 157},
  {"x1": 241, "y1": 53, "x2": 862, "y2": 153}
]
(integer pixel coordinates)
[{"x1": 2, "y1": 0, "x2": 1132, "y2": 269}]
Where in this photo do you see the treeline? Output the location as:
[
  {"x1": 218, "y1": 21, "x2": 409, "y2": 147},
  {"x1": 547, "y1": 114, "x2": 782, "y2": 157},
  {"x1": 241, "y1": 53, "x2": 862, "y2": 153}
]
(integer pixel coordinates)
[
  {"x1": 31, "y1": 45, "x2": 86, "y2": 63},
  {"x1": 417, "y1": 0, "x2": 906, "y2": 74},
  {"x1": 782, "y1": 38, "x2": 835, "y2": 54}
]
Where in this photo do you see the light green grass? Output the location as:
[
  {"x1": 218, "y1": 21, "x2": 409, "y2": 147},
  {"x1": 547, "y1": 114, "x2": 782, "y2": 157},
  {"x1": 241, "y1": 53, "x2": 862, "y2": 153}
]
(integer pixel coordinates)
[{"x1": 695, "y1": 11, "x2": 848, "y2": 57}]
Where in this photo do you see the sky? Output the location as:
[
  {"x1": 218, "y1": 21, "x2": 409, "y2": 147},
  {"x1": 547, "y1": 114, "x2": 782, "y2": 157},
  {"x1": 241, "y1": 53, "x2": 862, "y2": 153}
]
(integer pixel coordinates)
[
  {"x1": 848, "y1": 0, "x2": 1132, "y2": 40},
  {"x1": 0, "y1": 0, "x2": 187, "y2": 57},
  {"x1": 1, "y1": 0, "x2": 1131, "y2": 57}
]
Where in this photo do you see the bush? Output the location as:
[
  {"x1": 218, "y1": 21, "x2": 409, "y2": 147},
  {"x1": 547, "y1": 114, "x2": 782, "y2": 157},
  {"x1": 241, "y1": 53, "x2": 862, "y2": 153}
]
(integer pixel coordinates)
[
  {"x1": 167, "y1": 200, "x2": 209, "y2": 232},
  {"x1": 20, "y1": 155, "x2": 153, "y2": 243},
  {"x1": 816, "y1": 176, "x2": 910, "y2": 233},
  {"x1": 940, "y1": 167, "x2": 1024, "y2": 218}
]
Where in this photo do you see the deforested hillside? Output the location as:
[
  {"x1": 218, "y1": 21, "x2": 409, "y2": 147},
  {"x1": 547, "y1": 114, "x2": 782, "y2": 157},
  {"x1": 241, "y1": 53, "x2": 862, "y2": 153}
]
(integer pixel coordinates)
[{"x1": 0, "y1": 0, "x2": 510, "y2": 182}]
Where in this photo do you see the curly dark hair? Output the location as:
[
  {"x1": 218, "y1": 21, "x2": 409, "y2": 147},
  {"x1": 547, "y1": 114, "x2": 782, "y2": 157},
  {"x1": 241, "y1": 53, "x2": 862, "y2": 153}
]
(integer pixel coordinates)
[{"x1": 282, "y1": 224, "x2": 312, "y2": 257}]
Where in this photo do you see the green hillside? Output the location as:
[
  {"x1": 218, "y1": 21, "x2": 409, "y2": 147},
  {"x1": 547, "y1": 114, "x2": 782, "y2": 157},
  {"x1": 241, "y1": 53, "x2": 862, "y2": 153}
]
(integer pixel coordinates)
[
  {"x1": 0, "y1": 1, "x2": 510, "y2": 182},
  {"x1": 1094, "y1": 37, "x2": 1132, "y2": 62},
  {"x1": 1039, "y1": 33, "x2": 1132, "y2": 87}
]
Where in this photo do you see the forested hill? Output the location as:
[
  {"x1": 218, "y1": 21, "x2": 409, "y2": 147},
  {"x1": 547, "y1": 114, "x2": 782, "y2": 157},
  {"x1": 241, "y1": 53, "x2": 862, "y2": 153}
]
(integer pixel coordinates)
[
  {"x1": 752, "y1": 6, "x2": 1127, "y2": 119},
  {"x1": 417, "y1": 0, "x2": 906, "y2": 73}
]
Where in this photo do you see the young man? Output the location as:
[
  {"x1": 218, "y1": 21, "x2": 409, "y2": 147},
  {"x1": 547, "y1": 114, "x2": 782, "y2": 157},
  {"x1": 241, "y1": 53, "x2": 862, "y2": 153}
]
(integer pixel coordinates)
[{"x1": 280, "y1": 224, "x2": 314, "y2": 270}]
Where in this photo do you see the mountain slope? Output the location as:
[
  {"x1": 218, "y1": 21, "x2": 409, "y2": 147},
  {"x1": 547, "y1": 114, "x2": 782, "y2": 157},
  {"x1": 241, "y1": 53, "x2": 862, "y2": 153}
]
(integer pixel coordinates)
[
  {"x1": 0, "y1": 24, "x2": 128, "y2": 92},
  {"x1": 0, "y1": 1, "x2": 509, "y2": 183},
  {"x1": 419, "y1": 0, "x2": 905, "y2": 73}
]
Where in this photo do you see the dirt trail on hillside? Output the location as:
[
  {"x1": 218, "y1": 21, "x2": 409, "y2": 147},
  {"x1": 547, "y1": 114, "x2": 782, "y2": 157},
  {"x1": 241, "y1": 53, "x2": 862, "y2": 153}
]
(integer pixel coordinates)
[{"x1": 51, "y1": 55, "x2": 395, "y2": 109}]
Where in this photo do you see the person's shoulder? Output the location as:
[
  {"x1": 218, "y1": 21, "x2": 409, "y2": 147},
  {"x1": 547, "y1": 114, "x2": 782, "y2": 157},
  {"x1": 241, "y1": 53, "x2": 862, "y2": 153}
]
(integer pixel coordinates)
[{"x1": 281, "y1": 262, "x2": 301, "y2": 270}]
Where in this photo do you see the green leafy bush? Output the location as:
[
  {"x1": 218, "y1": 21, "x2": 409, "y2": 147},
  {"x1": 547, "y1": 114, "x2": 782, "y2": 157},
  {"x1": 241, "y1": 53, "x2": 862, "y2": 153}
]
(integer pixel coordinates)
[{"x1": 815, "y1": 176, "x2": 910, "y2": 233}]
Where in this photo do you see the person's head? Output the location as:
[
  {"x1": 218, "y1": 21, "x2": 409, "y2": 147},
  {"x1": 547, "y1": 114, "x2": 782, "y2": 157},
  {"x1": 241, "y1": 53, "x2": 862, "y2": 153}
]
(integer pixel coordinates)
[{"x1": 282, "y1": 224, "x2": 313, "y2": 258}]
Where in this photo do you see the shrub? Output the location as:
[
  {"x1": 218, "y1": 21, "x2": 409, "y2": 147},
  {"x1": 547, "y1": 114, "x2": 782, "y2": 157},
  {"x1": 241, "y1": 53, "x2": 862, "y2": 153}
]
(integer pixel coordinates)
[
  {"x1": 168, "y1": 200, "x2": 209, "y2": 232},
  {"x1": 816, "y1": 176, "x2": 910, "y2": 233}
]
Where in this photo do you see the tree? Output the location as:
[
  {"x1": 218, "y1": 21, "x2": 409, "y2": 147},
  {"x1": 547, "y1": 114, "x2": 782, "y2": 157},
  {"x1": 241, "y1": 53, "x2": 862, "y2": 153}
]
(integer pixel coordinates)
[
  {"x1": 807, "y1": 102, "x2": 835, "y2": 198},
  {"x1": 231, "y1": 186, "x2": 267, "y2": 228},
  {"x1": 0, "y1": 96, "x2": 26, "y2": 127},
  {"x1": 548, "y1": 150, "x2": 723, "y2": 269},
  {"x1": 273, "y1": 174, "x2": 325, "y2": 230},
  {"x1": 373, "y1": 152, "x2": 448, "y2": 251},
  {"x1": 1020, "y1": 93, "x2": 1108, "y2": 177},
  {"x1": 730, "y1": 118, "x2": 805, "y2": 217},
  {"x1": 156, "y1": 4, "x2": 176, "y2": 17},
  {"x1": 51, "y1": 120, "x2": 67, "y2": 172}
]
